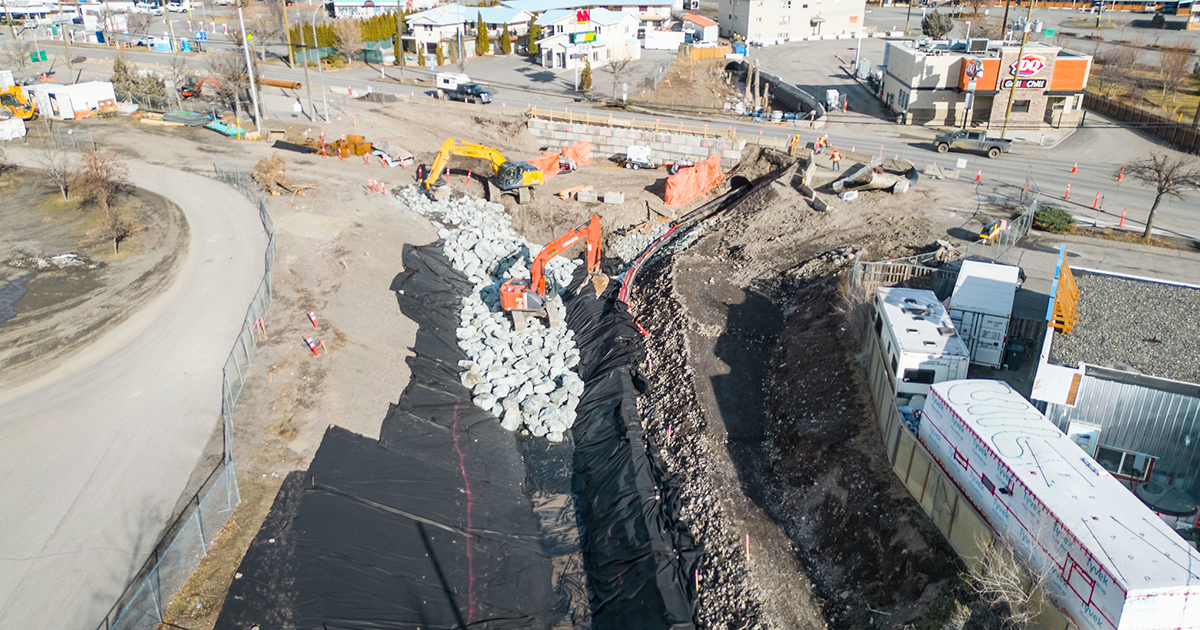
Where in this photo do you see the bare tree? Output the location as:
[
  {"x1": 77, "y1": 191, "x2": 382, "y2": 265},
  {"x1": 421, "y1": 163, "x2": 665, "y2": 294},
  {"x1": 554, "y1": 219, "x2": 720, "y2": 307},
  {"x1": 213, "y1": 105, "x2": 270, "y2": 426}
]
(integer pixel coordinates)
[
  {"x1": 3, "y1": 40, "x2": 34, "y2": 75},
  {"x1": 32, "y1": 139, "x2": 76, "y2": 200},
  {"x1": 605, "y1": 56, "x2": 634, "y2": 100},
  {"x1": 964, "y1": 0, "x2": 989, "y2": 18},
  {"x1": 207, "y1": 50, "x2": 251, "y2": 117},
  {"x1": 76, "y1": 148, "x2": 129, "y2": 224},
  {"x1": 967, "y1": 532, "x2": 1051, "y2": 630},
  {"x1": 126, "y1": 12, "x2": 152, "y2": 37},
  {"x1": 333, "y1": 19, "x2": 362, "y2": 64},
  {"x1": 166, "y1": 54, "x2": 191, "y2": 109},
  {"x1": 1120, "y1": 154, "x2": 1200, "y2": 238},
  {"x1": 1091, "y1": 47, "x2": 1132, "y2": 98},
  {"x1": 246, "y1": 2, "x2": 284, "y2": 62},
  {"x1": 1158, "y1": 43, "x2": 1193, "y2": 105}
]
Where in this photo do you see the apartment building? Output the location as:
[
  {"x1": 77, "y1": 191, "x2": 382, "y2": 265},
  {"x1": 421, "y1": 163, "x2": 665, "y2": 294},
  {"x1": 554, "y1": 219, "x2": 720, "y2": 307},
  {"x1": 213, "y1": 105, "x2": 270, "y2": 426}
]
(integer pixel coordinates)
[{"x1": 717, "y1": 0, "x2": 865, "y2": 44}]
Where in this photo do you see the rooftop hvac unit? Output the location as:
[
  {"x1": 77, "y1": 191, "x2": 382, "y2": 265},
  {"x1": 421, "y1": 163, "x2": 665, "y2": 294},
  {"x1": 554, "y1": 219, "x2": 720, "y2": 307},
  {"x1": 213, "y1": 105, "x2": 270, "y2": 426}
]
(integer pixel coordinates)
[{"x1": 967, "y1": 37, "x2": 988, "y2": 52}]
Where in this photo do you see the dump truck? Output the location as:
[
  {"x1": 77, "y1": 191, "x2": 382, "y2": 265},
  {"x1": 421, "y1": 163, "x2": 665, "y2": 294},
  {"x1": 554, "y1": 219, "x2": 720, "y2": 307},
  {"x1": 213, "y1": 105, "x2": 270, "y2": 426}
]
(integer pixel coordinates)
[{"x1": 934, "y1": 130, "x2": 1012, "y2": 158}]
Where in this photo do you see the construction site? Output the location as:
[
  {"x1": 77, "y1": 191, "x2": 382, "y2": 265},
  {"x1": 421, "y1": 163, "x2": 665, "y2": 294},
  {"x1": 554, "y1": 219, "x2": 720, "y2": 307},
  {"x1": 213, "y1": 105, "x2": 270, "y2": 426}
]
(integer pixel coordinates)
[{"x1": 4, "y1": 59, "x2": 1200, "y2": 630}]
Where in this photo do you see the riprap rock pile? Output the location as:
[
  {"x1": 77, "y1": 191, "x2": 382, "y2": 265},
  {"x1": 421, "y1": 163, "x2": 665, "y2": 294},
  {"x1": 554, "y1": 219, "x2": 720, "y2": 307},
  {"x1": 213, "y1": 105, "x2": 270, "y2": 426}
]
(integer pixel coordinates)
[{"x1": 399, "y1": 186, "x2": 585, "y2": 442}]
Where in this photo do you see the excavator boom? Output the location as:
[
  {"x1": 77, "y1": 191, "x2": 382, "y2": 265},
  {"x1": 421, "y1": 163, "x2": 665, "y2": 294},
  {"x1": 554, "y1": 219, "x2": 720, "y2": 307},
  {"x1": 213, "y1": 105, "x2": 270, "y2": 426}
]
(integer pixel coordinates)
[
  {"x1": 529, "y1": 216, "x2": 602, "y2": 296},
  {"x1": 500, "y1": 216, "x2": 607, "y2": 327},
  {"x1": 422, "y1": 138, "x2": 544, "y2": 196}
]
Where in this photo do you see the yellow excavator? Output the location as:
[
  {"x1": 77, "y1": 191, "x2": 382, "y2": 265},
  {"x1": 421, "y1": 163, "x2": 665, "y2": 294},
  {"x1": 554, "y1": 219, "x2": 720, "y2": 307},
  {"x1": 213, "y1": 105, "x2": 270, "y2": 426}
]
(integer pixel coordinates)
[
  {"x1": 422, "y1": 138, "x2": 543, "y2": 203},
  {"x1": 0, "y1": 86, "x2": 37, "y2": 121}
]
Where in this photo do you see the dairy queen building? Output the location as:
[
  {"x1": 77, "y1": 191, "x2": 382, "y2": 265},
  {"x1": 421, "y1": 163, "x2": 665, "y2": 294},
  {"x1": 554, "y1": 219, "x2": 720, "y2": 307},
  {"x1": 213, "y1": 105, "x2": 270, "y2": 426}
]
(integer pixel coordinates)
[{"x1": 879, "y1": 39, "x2": 1092, "y2": 129}]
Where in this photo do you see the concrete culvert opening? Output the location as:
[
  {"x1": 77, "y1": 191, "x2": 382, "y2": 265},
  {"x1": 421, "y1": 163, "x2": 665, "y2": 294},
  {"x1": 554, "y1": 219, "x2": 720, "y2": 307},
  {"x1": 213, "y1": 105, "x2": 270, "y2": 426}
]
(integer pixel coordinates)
[{"x1": 729, "y1": 175, "x2": 751, "y2": 190}]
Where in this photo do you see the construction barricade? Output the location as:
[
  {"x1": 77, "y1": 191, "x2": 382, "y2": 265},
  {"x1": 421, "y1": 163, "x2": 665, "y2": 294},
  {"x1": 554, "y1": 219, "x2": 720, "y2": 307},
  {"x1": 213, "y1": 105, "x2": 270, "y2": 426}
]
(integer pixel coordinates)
[{"x1": 664, "y1": 155, "x2": 724, "y2": 207}]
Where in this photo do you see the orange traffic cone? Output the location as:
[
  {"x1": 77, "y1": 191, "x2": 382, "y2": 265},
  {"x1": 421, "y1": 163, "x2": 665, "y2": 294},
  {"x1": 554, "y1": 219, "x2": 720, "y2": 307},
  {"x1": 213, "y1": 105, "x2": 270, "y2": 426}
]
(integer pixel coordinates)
[
  {"x1": 380, "y1": 181, "x2": 387, "y2": 195},
  {"x1": 308, "y1": 310, "x2": 319, "y2": 329},
  {"x1": 1093, "y1": 191, "x2": 1101, "y2": 210},
  {"x1": 1065, "y1": 181, "x2": 1071, "y2": 199},
  {"x1": 1071, "y1": 161, "x2": 1077, "y2": 174},
  {"x1": 305, "y1": 335, "x2": 320, "y2": 357},
  {"x1": 975, "y1": 169, "x2": 982, "y2": 182},
  {"x1": 1117, "y1": 167, "x2": 1124, "y2": 182}
]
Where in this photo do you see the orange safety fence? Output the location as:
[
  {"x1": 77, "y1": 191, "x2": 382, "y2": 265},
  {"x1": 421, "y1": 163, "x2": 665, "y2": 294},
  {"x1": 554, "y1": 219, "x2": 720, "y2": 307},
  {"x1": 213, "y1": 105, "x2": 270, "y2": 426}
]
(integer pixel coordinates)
[
  {"x1": 561, "y1": 141, "x2": 592, "y2": 166},
  {"x1": 664, "y1": 155, "x2": 723, "y2": 207},
  {"x1": 528, "y1": 152, "x2": 561, "y2": 178}
]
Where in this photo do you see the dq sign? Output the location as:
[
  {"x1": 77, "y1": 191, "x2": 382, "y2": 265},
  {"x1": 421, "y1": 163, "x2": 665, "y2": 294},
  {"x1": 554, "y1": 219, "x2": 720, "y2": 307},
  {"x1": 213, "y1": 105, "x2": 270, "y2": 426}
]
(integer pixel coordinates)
[
  {"x1": 964, "y1": 58, "x2": 985, "y2": 79},
  {"x1": 1009, "y1": 54, "x2": 1046, "y2": 77}
]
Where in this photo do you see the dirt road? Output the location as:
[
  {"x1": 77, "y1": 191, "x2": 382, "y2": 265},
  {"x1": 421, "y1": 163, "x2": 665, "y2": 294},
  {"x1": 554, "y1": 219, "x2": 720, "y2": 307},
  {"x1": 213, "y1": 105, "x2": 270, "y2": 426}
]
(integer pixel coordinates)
[{"x1": 0, "y1": 158, "x2": 266, "y2": 630}]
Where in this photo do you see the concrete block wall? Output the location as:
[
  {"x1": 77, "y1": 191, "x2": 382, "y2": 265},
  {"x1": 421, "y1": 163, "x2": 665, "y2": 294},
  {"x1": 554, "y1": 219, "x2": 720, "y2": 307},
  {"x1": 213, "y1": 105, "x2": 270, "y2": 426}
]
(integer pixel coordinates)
[{"x1": 527, "y1": 118, "x2": 747, "y2": 169}]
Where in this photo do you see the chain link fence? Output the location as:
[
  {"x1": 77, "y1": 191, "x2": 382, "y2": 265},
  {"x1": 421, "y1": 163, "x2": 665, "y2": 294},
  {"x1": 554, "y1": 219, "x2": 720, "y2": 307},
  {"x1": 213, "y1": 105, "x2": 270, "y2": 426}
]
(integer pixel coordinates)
[
  {"x1": 94, "y1": 158, "x2": 276, "y2": 630},
  {"x1": 849, "y1": 171, "x2": 1041, "y2": 299}
]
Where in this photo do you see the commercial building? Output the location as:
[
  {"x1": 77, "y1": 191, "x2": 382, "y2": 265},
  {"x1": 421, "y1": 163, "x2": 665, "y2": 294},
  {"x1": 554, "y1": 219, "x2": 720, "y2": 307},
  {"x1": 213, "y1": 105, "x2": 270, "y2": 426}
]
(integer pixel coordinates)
[
  {"x1": 716, "y1": 0, "x2": 866, "y2": 45},
  {"x1": 502, "y1": 0, "x2": 678, "y2": 32},
  {"x1": 682, "y1": 13, "x2": 718, "y2": 43},
  {"x1": 1031, "y1": 246, "x2": 1200, "y2": 529},
  {"x1": 879, "y1": 39, "x2": 1092, "y2": 128},
  {"x1": 535, "y1": 8, "x2": 641, "y2": 70}
]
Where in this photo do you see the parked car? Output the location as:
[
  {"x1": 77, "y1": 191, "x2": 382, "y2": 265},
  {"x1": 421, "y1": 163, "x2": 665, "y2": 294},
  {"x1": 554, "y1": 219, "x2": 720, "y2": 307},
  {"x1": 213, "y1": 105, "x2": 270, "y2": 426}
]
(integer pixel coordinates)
[
  {"x1": 72, "y1": 15, "x2": 83, "y2": 24},
  {"x1": 934, "y1": 130, "x2": 1013, "y2": 159},
  {"x1": 167, "y1": 1, "x2": 191, "y2": 13},
  {"x1": 133, "y1": 2, "x2": 164, "y2": 15}
]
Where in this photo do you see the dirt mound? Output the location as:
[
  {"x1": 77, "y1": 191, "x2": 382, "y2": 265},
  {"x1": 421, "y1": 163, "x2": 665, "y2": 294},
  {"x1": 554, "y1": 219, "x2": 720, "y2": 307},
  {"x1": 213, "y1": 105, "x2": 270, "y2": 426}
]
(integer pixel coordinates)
[
  {"x1": 253, "y1": 154, "x2": 313, "y2": 196},
  {"x1": 628, "y1": 158, "x2": 983, "y2": 628}
]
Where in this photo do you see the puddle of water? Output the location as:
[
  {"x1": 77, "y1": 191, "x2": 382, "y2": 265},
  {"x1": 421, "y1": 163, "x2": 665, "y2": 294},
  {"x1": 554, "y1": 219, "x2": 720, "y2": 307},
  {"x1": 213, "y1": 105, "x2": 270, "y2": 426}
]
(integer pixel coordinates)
[{"x1": 0, "y1": 274, "x2": 34, "y2": 327}]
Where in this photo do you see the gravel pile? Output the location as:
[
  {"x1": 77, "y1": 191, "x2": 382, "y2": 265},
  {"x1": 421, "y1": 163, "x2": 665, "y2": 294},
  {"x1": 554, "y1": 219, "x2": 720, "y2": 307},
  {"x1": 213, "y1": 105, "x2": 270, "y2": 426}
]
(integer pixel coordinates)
[
  {"x1": 398, "y1": 186, "x2": 586, "y2": 441},
  {"x1": 610, "y1": 221, "x2": 672, "y2": 263},
  {"x1": 1050, "y1": 272, "x2": 1200, "y2": 383}
]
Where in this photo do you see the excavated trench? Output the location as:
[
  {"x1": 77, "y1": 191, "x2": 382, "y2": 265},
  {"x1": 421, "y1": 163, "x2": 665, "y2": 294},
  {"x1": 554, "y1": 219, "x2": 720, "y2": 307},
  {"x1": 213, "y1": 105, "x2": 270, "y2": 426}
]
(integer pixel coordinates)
[{"x1": 625, "y1": 153, "x2": 975, "y2": 629}]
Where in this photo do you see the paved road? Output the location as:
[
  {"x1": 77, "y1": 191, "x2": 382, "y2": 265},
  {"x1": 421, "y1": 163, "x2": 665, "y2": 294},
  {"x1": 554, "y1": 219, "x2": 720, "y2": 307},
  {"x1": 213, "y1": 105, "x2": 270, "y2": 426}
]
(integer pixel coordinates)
[{"x1": 0, "y1": 159, "x2": 265, "y2": 630}]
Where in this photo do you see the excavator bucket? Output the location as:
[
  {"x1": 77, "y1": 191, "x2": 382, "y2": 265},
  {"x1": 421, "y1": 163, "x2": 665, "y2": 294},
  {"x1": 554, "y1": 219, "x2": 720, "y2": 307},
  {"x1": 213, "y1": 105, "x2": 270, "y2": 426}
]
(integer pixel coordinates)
[{"x1": 587, "y1": 272, "x2": 609, "y2": 297}]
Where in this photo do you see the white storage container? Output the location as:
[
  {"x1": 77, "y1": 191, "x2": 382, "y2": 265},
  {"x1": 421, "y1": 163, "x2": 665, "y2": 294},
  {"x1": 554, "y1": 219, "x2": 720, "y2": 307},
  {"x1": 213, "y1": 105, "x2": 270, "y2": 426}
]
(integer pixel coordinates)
[
  {"x1": 874, "y1": 287, "x2": 971, "y2": 408},
  {"x1": 949, "y1": 260, "x2": 1019, "y2": 368}
]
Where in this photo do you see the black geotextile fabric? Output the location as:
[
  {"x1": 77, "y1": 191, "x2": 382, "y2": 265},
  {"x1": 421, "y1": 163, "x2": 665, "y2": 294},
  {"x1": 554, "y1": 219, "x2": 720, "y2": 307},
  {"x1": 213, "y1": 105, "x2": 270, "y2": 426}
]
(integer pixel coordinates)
[
  {"x1": 563, "y1": 279, "x2": 701, "y2": 630},
  {"x1": 215, "y1": 243, "x2": 568, "y2": 630},
  {"x1": 215, "y1": 242, "x2": 698, "y2": 630}
]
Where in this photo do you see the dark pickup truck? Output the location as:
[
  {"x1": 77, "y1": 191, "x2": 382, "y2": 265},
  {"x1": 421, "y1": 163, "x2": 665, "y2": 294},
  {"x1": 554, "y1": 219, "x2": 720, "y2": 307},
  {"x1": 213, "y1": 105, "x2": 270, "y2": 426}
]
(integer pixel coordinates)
[{"x1": 934, "y1": 130, "x2": 1013, "y2": 159}]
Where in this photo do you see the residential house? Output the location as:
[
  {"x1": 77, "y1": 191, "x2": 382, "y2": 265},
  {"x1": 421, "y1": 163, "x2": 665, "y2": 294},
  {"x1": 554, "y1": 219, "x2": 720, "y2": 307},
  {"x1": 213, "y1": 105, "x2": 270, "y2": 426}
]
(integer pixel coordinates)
[
  {"x1": 406, "y1": 4, "x2": 532, "y2": 56},
  {"x1": 682, "y1": 13, "x2": 718, "y2": 43},
  {"x1": 331, "y1": 0, "x2": 439, "y2": 20},
  {"x1": 717, "y1": 0, "x2": 865, "y2": 44},
  {"x1": 535, "y1": 8, "x2": 641, "y2": 70}
]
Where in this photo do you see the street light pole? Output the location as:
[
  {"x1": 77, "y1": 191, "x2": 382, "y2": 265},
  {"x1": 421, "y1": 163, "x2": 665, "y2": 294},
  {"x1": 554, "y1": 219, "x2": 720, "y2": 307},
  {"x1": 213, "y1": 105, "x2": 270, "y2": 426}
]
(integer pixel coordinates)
[
  {"x1": 2, "y1": 0, "x2": 15, "y2": 39},
  {"x1": 238, "y1": 4, "x2": 262, "y2": 132},
  {"x1": 311, "y1": 4, "x2": 328, "y2": 122}
]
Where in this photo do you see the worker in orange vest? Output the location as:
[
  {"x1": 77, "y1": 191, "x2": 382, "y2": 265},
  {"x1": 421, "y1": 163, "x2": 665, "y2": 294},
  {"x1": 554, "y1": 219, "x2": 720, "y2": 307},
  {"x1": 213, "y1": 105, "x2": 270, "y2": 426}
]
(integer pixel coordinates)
[
  {"x1": 830, "y1": 147, "x2": 842, "y2": 171},
  {"x1": 815, "y1": 135, "x2": 828, "y2": 155}
]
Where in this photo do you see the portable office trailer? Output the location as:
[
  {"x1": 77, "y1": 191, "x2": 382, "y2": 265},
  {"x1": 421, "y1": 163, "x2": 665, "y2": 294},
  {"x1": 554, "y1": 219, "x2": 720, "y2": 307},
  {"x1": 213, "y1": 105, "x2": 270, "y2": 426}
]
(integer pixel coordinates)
[
  {"x1": 23, "y1": 81, "x2": 116, "y2": 120},
  {"x1": 948, "y1": 260, "x2": 1019, "y2": 368},
  {"x1": 920, "y1": 380, "x2": 1200, "y2": 630},
  {"x1": 874, "y1": 288, "x2": 971, "y2": 408}
]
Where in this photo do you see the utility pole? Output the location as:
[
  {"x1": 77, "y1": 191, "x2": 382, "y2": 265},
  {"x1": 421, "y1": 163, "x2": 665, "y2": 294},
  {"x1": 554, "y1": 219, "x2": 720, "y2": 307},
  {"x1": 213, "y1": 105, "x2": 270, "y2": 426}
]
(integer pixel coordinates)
[
  {"x1": 1000, "y1": 0, "x2": 1012, "y2": 40},
  {"x1": 101, "y1": 0, "x2": 114, "y2": 47},
  {"x1": 904, "y1": 1, "x2": 912, "y2": 35},
  {"x1": 301, "y1": 28, "x2": 314, "y2": 121},
  {"x1": 394, "y1": 0, "x2": 405, "y2": 81},
  {"x1": 281, "y1": 0, "x2": 292, "y2": 64},
  {"x1": 55, "y1": 0, "x2": 72, "y2": 66},
  {"x1": 311, "y1": 5, "x2": 328, "y2": 122},
  {"x1": 1000, "y1": 0, "x2": 1035, "y2": 139},
  {"x1": 238, "y1": 3, "x2": 262, "y2": 132},
  {"x1": 2, "y1": 0, "x2": 15, "y2": 39},
  {"x1": 162, "y1": 0, "x2": 175, "y2": 52}
]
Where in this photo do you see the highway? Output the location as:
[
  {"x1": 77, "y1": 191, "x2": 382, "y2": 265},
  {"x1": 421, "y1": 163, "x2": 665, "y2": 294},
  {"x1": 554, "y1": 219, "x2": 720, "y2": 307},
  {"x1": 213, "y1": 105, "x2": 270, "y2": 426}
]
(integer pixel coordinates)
[{"x1": 0, "y1": 159, "x2": 266, "y2": 630}]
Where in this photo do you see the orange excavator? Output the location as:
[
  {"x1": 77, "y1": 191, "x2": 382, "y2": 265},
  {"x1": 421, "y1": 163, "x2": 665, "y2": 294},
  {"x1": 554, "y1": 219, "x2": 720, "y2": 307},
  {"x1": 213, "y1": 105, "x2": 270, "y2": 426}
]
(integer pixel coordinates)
[{"x1": 500, "y1": 215, "x2": 608, "y2": 330}]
